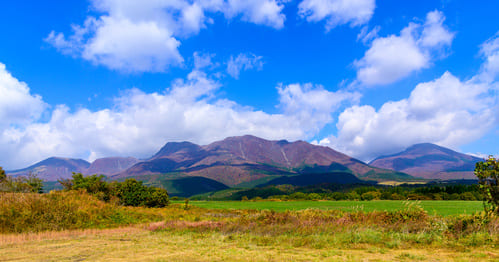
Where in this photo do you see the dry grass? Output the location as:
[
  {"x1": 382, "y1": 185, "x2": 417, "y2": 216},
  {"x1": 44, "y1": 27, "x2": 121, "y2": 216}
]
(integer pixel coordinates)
[
  {"x1": 0, "y1": 226, "x2": 143, "y2": 245},
  {"x1": 1, "y1": 193, "x2": 498, "y2": 261},
  {"x1": 0, "y1": 225, "x2": 498, "y2": 261}
]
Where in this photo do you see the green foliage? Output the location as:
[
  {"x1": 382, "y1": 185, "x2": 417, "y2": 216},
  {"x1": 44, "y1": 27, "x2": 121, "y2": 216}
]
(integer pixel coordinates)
[
  {"x1": 115, "y1": 179, "x2": 169, "y2": 207},
  {"x1": 475, "y1": 156, "x2": 499, "y2": 214},
  {"x1": 60, "y1": 173, "x2": 169, "y2": 208},
  {"x1": 195, "y1": 182, "x2": 484, "y2": 202},
  {"x1": 0, "y1": 171, "x2": 43, "y2": 193},
  {"x1": 0, "y1": 191, "x2": 166, "y2": 233},
  {"x1": 0, "y1": 167, "x2": 6, "y2": 182}
]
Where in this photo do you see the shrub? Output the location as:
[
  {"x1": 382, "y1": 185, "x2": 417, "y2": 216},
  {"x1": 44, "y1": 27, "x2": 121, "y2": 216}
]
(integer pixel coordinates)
[
  {"x1": 60, "y1": 173, "x2": 169, "y2": 208},
  {"x1": 0, "y1": 191, "x2": 165, "y2": 233},
  {"x1": 0, "y1": 171, "x2": 43, "y2": 193},
  {"x1": 115, "y1": 179, "x2": 169, "y2": 208},
  {"x1": 475, "y1": 156, "x2": 499, "y2": 214}
]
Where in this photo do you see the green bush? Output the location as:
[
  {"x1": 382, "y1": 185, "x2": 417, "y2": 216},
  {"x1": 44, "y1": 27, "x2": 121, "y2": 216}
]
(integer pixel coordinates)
[
  {"x1": 114, "y1": 179, "x2": 168, "y2": 207},
  {"x1": 60, "y1": 173, "x2": 169, "y2": 208}
]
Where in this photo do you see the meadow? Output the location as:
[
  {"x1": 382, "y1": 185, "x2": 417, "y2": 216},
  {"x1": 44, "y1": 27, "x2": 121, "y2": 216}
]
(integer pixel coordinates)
[
  {"x1": 1, "y1": 192, "x2": 498, "y2": 261},
  {"x1": 179, "y1": 200, "x2": 483, "y2": 216}
]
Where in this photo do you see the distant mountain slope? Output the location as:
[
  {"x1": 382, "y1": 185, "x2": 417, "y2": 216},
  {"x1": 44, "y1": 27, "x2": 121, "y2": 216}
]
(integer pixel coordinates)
[
  {"x1": 369, "y1": 143, "x2": 482, "y2": 179},
  {"x1": 8, "y1": 156, "x2": 138, "y2": 181},
  {"x1": 116, "y1": 135, "x2": 410, "y2": 185},
  {"x1": 84, "y1": 157, "x2": 139, "y2": 176},
  {"x1": 8, "y1": 157, "x2": 91, "y2": 181}
]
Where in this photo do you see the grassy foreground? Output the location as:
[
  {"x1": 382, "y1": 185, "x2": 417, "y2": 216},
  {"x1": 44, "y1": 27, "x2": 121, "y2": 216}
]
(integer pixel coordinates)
[
  {"x1": 1, "y1": 192, "x2": 498, "y2": 261},
  {"x1": 180, "y1": 200, "x2": 483, "y2": 216},
  {"x1": 1, "y1": 226, "x2": 498, "y2": 261}
]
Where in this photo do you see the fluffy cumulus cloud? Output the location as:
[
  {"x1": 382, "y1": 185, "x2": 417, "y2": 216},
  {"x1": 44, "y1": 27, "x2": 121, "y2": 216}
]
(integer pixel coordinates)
[
  {"x1": 0, "y1": 64, "x2": 358, "y2": 170},
  {"x1": 298, "y1": 0, "x2": 375, "y2": 31},
  {"x1": 0, "y1": 63, "x2": 46, "y2": 128},
  {"x1": 320, "y1": 48, "x2": 498, "y2": 161},
  {"x1": 45, "y1": 0, "x2": 288, "y2": 73},
  {"x1": 278, "y1": 83, "x2": 361, "y2": 134},
  {"x1": 223, "y1": 0, "x2": 287, "y2": 29},
  {"x1": 226, "y1": 53, "x2": 264, "y2": 79},
  {"x1": 355, "y1": 10, "x2": 455, "y2": 86},
  {"x1": 479, "y1": 32, "x2": 499, "y2": 82}
]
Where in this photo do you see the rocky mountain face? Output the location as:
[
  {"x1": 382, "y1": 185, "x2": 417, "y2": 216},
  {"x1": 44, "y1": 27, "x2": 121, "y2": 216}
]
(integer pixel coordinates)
[
  {"x1": 369, "y1": 143, "x2": 482, "y2": 179},
  {"x1": 85, "y1": 157, "x2": 139, "y2": 176},
  {"x1": 7, "y1": 135, "x2": 411, "y2": 186},
  {"x1": 115, "y1": 135, "x2": 408, "y2": 186}
]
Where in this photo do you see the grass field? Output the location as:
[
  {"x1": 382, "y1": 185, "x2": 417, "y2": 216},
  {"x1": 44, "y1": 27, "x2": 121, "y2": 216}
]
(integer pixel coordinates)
[
  {"x1": 1, "y1": 193, "x2": 497, "y2": 261},
  {"x1": 178, "y1": 200, "x2": 484, "y2": 216},
  {"x1": 1, "y1": 226, "x2": 497, "y2": 261}
]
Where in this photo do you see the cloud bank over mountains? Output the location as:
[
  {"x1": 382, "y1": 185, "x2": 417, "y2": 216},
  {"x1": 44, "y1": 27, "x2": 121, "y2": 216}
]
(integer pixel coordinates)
[
  {"x1": 0, "y1": 64, "x2": 359, "y2": 169},
  {"x1": 1, "y1": 2, "x2": 497, "y2": 170},
  {"x1": 318, "y1": 32, "x2": 499, "y2": 161}
]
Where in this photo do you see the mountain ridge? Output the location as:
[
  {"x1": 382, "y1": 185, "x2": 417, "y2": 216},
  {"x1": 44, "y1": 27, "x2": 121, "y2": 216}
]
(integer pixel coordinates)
[{"x1": 369, "y1": 143, "x2": 482, "y2": 179}]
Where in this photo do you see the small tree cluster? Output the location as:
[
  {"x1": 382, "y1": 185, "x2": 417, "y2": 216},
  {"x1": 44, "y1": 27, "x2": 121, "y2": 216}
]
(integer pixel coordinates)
[
  {"x1": 60, "y1": 173, "x2": 169, "y2": 208},
  {"x1": 0, "y1": 167, "x2": 43, "y2": 193},
  {"x1": 475, "y1": 156, "x2": 499, "y2": 214}
]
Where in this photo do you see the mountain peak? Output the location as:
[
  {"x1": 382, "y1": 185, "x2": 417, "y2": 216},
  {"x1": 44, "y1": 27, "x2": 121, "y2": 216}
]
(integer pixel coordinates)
[
  {"x1": 152, "y1": 141, "x2": 203, "y2": 159},
  {"x1": 370, "y1": 142, "x2": 481, "y2": 180}
]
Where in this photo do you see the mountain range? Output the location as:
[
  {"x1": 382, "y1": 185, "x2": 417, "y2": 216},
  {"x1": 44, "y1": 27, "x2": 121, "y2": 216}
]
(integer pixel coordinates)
[
  {"x1": 6, "y1": 136, "x2": 483, "y2": 196},
  {"x1": 369, "y1": 143, "x2": 482, "y2": 180}
]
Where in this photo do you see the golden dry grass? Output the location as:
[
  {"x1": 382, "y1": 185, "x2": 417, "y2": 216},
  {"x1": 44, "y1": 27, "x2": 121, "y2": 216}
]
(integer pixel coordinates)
[{"x1": 0, "y1": 224, "x2": 498, "y2": 262}]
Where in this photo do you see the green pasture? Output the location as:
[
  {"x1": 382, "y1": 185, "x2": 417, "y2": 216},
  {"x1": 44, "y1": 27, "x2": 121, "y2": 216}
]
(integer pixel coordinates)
[{"x1": 180, "y1": 200, "x2": 483, "y2": 216}]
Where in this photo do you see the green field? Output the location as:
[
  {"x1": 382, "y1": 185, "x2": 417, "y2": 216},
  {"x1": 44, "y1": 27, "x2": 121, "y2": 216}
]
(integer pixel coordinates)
[{"x1": 180, "y1": 200, "x2": 483, "y2": 216}]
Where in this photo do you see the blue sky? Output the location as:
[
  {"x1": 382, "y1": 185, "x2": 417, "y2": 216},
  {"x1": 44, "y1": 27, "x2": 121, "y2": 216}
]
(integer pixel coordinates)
[{"x1": 0, "y1": 0, "x2": 498, "y2": 169}]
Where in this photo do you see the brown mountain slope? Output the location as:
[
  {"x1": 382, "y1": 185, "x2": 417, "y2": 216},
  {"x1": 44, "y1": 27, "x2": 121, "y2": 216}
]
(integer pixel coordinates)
[
  {"x1": 369, "y1": 143, "x2": 482, "y2": 180},
  {"x1": 8, "y1": 156, "x2": 139, "y2": 181},
  {"x1": 7, "y1": 157, "x2": 91, "y2": 181},
  {"x1": 116, "y1": 135, "x2": 410, "y2": 186},
  {"x1": 84, "y1": 157, "x2": 139, "y2": 176}
]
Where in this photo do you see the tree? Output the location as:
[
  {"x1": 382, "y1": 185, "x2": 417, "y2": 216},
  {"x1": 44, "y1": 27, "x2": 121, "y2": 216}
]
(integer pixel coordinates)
[
  {"x1": 474, "y1": 156, "x2": 499, "y2": 214},
  {"x1": 0, "y1": 167, "x2": 6, "y2": 182},
  {"x1": 25, "y1": 172, "x2": 43, "y2": 193},
  {"x1": 115, "y1": 179, "x2": 169, "y2": 207}
]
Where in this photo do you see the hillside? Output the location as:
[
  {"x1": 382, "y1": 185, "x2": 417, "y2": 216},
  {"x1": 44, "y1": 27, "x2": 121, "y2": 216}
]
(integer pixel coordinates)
[
  {"x1": 7, "y1": 157, "x2": 91, "y2": 181},
  {"x1": 7, "y1": 135, "x2": 413, "y2": 196},
  {"x1": 369, "y1": 143, "x2": 482, "y2": 179},
  {"x1": 115, "y1": 135, "x2": 410, "y2": 186},
  {"x1": 8, "y1": 156, "x2": 138, "y2": 181}
]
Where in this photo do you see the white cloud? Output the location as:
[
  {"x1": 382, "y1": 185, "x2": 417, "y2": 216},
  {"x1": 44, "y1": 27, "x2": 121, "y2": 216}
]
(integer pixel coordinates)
[
  {"x1": 298, "y1": 0, "x2": 375, "y2": 31},
  {"x1": 355, "y1": 10, "x2": 455, "y2": 86},
  {"x1": 45, "y1": 0, "x2": 288, "y2": 72},
  {"x1": 320, "y1": 72, "x2": 497, "y2": 161},
  {"x1": 357, "y1": 25, "x2": 380, "y2": 44},
  {"x1": 82, "y1": 16, "x2": 183, "y2": 73},
  {"x1": 479, "y1": 32, "x2": 499, "y2": 82},
  {"x1": 419, "y1": 10, "x2": 455, "y2": 48},
  {"x1": 0, "y1": 63, "x2": 46, "y2": 128},
  {"x1": 0, "y1": 64, "x2": 358, "y2": 170},
  {"x1": 226, "y1": 53, "x2": 264, "y2": 79},
  {"x1": 223, "y1": 0, "x2": 287, "y2": 29},
  {"x1": 278, "y1": 83, "x2": 361, "y2": 134},
  {"x1": 193, "y1": 52, "x2": 216, "y2": 70}
]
